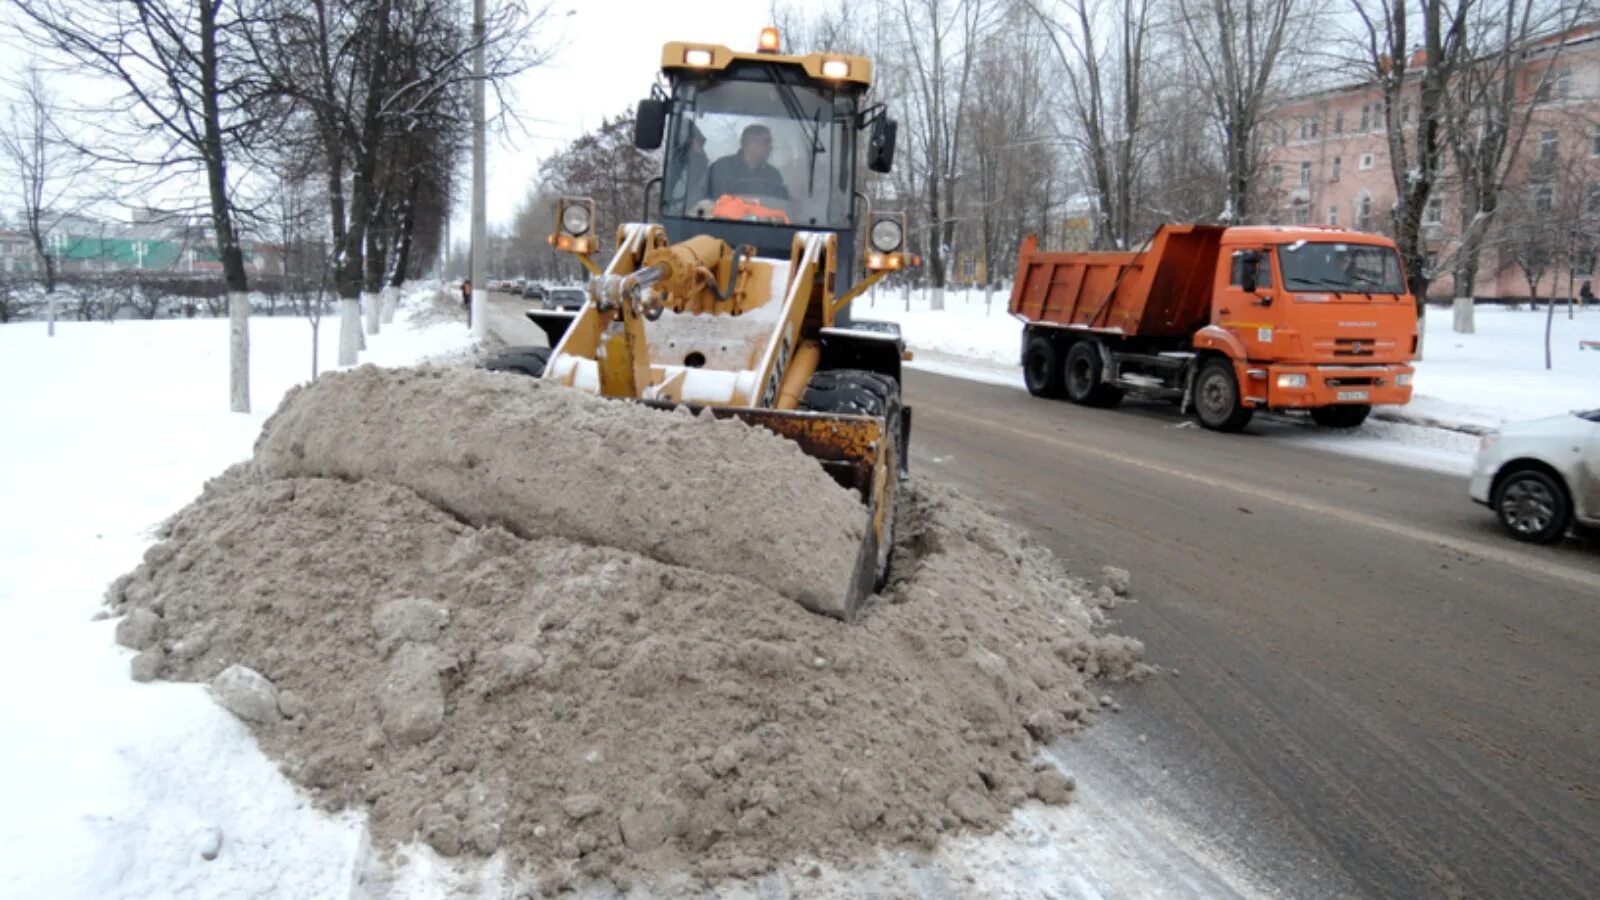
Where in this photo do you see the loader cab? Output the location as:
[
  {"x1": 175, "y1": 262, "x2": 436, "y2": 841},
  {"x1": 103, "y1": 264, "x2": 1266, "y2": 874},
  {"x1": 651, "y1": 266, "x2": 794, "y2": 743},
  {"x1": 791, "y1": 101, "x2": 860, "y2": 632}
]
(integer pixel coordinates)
[{"x1": 635, "y1": 35, "x2": 898, "y2": 302}]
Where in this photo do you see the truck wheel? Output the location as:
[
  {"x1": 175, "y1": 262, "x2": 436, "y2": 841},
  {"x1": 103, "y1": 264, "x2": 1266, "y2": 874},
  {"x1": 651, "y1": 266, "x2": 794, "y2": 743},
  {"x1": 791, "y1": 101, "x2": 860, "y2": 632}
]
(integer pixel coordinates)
[
  {"x1": 1194, "y1": 358, "x2": 1253, "y2": 432},
  {"x1": 1023, "y1": 335, "x2": 1066, "y2": 398},
  {"x1": 485, "y1": 346, "x2": 551, "y2": 377},
  {"x1": 1063, "y1": 341, "x2": 1124, "y2": 408},
  {"x1": 1310, "y1": 405, "x2": 1372, "y2": 428},
  {"x1": 800, "y1": 369, "x2": 903, "y2": 588},
  {"x1": 1492, "y1": 467, "x2": 1571, "y2": 544}
]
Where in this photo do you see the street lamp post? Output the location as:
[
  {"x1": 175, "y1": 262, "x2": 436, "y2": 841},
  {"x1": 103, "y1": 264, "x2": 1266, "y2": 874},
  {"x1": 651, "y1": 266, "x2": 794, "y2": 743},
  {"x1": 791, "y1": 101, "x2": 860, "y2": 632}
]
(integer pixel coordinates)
[{"x1": 469, "y1": 0, "x2": 487, "y2": 339}]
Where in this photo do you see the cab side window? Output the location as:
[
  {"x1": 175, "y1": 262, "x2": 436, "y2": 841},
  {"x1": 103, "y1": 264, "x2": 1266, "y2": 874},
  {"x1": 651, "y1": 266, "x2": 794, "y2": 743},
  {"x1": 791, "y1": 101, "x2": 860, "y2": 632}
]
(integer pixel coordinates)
[{"x1": 1229, "y1": 252, "x2": 1274, "y2": 288}]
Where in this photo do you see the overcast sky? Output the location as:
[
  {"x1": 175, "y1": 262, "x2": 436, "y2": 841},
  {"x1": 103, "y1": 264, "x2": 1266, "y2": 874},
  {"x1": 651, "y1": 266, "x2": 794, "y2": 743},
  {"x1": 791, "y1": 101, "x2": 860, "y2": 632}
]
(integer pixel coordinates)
[
  {"x1": 0, "y1": 1, "x2": 783, "y2": 233},
  {"x1": 477, "y1": 1, "x2": 776, "y2": 230}
]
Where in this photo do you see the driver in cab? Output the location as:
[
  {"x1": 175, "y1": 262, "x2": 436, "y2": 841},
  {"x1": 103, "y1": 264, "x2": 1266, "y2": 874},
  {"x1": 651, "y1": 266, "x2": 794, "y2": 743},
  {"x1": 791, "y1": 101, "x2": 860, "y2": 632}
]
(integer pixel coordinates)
[{"x1": 704, "y1": 124, "x2": 788, "y2": 201}]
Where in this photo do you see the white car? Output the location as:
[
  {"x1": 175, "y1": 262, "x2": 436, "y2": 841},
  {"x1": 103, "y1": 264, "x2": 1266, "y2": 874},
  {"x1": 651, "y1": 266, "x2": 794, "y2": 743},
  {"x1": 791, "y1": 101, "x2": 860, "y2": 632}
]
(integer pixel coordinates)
[{"x1": 1469, "y1": 408, "x2": 1600, "y2": 543}]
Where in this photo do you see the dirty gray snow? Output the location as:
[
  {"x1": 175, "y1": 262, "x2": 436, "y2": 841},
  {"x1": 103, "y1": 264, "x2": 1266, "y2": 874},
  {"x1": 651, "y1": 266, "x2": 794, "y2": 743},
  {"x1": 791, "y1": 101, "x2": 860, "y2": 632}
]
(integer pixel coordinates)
[{"x1": 107, "y1": 365, "x2": 1146, "y2": 891}]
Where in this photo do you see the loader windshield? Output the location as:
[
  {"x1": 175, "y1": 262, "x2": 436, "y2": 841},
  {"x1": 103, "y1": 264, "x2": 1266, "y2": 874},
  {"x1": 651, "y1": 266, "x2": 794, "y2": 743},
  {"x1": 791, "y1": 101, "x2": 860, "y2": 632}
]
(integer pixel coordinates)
[
  {"x1": 1278, "y1": 241, "x2": 1407, "y2": 296},
  {"x1": 661, "y1": 71, "x2": 856, "y2": 230}
]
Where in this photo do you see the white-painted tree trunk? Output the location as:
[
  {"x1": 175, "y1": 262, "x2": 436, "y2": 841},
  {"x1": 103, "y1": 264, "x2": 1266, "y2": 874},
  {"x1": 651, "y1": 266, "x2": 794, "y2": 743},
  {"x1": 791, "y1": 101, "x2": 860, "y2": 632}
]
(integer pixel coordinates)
[
  {"x1": 1415, "y1": 308, "x2": 1427, "y2": 362},
  {"x1": 229, "y1": 290, "x2": 250, "y2": 413},
  {"x1": 379, "y1": 286, "x2": 399, "y2": 324},
  {"x1": 47, "y1": 292, "x2": 56, "y2": 337},
  {"x1": 931, "y1": 285, "x2": 945, "y2": 311},
  {"x1": 984, "y1": 283, "x2": 994, "y2": 316},
  {"x1": 338, "y1": 298, "x2": 361, "y2": 365},
  {"x1": 363, "y1": 290, "x2": 380, "y2": 335},
  {"x1": 902, "y1": 279, "x2": 911, "y2": 311},
  {"x1": 1451, "y1": 295, "x2": 1475, "y2": 333}
]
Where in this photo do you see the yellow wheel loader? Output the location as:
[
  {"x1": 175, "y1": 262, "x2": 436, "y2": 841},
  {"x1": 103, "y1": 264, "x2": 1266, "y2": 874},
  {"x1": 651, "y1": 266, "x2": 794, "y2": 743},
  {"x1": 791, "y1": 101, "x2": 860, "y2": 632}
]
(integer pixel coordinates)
[{"x1": 486, "y1": 28, "x2": 916, "y2": 621}]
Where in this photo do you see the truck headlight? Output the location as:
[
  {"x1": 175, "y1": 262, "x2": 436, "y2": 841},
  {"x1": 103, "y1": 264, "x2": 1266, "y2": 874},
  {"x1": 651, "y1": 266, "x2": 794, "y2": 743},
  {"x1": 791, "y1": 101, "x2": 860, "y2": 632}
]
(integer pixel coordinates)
[
  {"x1": 1276, "y1": 373, "x2": 1307, "y2": 389},
  {"x1": 562, "y1": 204, "x2": 591, "y2": 236},
  {"x1": 1396, "y1": 373, "x2": 1413, "y2": 386},
  {"x1": 870, "y1": 218, "x2": 903, "y2": 252}
]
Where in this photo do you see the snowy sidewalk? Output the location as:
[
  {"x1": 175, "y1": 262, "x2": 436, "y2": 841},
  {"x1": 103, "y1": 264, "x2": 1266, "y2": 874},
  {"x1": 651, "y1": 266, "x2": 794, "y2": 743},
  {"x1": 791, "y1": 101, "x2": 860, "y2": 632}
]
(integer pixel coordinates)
[
  {"x1": 0, "y1": 291, "x2": 474, "y2": 899},
  {"x1": 855, "y1": 287, "x2": 1599, "y2": 472}
]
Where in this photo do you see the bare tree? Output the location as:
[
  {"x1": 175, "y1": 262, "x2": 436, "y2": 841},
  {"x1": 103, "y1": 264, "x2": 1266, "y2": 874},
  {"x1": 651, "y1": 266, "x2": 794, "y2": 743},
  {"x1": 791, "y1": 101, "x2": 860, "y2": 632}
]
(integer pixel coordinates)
[
  {"x1": 0, "y1": 67, "x2": 76, "y2": 335},
  {"x1": 1348, "y1": 0, "x2": 1473, "y2": 358},
  {"x1": 1443, "y1": 0, "x2": 1584, "y2": 334},
  {"x1": 898, "y1": 0, "x2": 992, "y2": 308},
  {"x1": 17, "y1": 0, "x2": 278, "y2": 412},
  {"x1": 1175, "y1": 0, "x2": 1304, "y2": 223},
  {"x1": 1030, "y1": 0, "x2": 1155, "y2": 251}
]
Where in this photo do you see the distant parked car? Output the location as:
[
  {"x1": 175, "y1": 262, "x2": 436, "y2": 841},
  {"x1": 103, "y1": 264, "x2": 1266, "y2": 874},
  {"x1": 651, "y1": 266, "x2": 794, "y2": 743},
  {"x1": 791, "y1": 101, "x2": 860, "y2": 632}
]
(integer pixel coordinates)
[
  {"x1": 544, "y1": 287, "x2": 587, "y2": 311},
  {"x1": 521, "y1": 283, "x2": 547, "y2": 303},
  {"x1": 1469, "y1": 409, "x2": 1600, "y2": 543}
]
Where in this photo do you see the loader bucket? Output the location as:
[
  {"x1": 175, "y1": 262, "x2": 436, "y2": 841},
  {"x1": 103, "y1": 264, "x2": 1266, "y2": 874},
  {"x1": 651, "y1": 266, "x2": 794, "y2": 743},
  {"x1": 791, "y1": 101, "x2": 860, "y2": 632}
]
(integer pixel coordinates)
[{"x1": 642, "y1": 402, "x2": 899, "y2": 621}]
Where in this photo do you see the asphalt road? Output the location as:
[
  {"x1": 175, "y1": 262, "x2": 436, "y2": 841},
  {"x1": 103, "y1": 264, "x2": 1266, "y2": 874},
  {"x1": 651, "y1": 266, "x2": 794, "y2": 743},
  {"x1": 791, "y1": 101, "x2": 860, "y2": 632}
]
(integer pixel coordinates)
[
  {"x1": 905, "y1": 370, "x2": 1600, "y2": 900},
  {"x1": 483, "y1": 292, "x2": 1598, "y2": 897}
]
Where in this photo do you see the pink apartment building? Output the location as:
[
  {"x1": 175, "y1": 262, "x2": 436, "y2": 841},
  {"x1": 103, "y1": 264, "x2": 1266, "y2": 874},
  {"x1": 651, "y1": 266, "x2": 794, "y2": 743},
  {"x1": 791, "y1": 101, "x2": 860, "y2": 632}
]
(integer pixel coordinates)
[{"x1": 1264, "y1": 24, "x2": 1600, "y2": 301}]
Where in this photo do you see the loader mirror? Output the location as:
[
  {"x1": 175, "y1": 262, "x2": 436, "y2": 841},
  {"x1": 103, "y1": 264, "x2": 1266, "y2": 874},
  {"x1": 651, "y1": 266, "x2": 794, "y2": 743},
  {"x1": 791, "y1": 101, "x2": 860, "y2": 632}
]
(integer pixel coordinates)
[
  {"x1": 634, "y1": 99, "x2": 667, "y2": 150},
  {"x1": 867, "y1": 117, "x2": 897, "y2": 174}
]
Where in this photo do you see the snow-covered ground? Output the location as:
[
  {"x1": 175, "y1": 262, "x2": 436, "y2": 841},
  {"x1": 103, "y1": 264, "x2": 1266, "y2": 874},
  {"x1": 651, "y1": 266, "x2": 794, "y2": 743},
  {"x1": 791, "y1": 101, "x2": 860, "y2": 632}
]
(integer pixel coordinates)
[
  {"x1": 855, "y1": 286, "x2": 1600, "y2": 473},
  {"x1": 0, "y1": 287, "x2": 473, "y2": 899},
  {"x1": 1, "y1": 284, "x2": 1314, "y2": 899}
]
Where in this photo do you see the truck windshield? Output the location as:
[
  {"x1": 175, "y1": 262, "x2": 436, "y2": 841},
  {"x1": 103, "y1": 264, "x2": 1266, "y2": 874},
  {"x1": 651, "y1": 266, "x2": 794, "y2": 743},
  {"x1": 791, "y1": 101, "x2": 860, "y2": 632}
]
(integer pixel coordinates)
[
  {"x1": 661, "y1": 74, "x2": 856, "y2": 229},
  {"x1": 1278, "y1": 242, "x2": 1406, "y2": 295}
]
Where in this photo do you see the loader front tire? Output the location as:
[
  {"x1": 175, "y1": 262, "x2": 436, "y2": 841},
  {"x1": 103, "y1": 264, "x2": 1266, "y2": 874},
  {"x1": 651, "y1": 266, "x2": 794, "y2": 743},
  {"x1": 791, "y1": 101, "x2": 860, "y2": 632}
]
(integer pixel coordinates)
[{"x1": 800, "y1": 369, "x2": 903, "y2": 590}]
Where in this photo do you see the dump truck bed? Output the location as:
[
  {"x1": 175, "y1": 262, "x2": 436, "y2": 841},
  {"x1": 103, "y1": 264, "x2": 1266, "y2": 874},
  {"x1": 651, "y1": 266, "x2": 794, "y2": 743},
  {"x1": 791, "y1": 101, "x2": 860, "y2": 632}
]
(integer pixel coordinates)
[{"x1": 1009, "y1": 225, "x2": 1226, "y2": 339}]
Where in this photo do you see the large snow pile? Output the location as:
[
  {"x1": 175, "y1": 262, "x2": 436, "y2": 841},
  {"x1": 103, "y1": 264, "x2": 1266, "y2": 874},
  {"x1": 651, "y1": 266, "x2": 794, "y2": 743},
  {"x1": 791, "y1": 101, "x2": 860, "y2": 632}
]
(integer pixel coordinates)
[
  {"x1": 106, "y1": 366, "x2": 1144, "y2": 892},
  {"x1": 254, "y1": 367, "x2": 865, "y2": 614}
]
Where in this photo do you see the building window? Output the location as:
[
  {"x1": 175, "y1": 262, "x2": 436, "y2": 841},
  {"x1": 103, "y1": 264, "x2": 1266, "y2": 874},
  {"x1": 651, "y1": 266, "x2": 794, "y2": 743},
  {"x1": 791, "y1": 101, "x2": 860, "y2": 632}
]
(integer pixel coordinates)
[
  {"x1": 1424, "y1": 252, "x2": 1438, "y2": 276},
  {"x1": 1327, "y1": 206, "x2": 1339, "y2": 225},
  {"x1": 1586, "y1": 183, "x2": 1600, "y2": 215},
  {"x1": 1331, "y1": 156, "x2": 1341, "y2": 181},
  {"x1": 1535, "y1": 185, "x2": 1555, "y2": 213},
  {"x1": 1333, "y1": 109, "x2": 1344, "y2": 134},
  {"x1": 1271, "y1": 164, "x2": 1283, "y2": 185},
  {"x1": 1359, "y1": 103, "x2": 1370, "y2": 131},
  {"x1": 1540, "y1": 130, "x2": 1558, "y2": 163},
  {"x1": 1359, "y1": 153, "x2": 1375, "y2": 171},
  {"x1": 1558, "y1": 68, "x2": 1572, "y2": 99},
  {"x1": 1356, "y1": 195, "x2": 1373, "y2": 230},
  {"x1": 1292, "y1": 202, "x2": 1310, "y2": 225},
  {"x1": 1592, "y1": 124, "x2": 1600, "y2": 157},
  {"x1": 1424, "y1": 196, "x2": 1444, "y2": 225},
  {"x1": 1300, "y1": 116, "x2": 1318, "y2": 140},
  {"x1": 1299, "y1": 161, "x2": 1311, "y2": 186}
]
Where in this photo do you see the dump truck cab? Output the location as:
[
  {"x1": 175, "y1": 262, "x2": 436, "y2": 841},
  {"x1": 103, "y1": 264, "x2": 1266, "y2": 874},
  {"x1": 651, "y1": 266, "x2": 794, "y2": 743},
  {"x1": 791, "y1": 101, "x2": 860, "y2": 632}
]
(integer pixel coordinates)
[
  {"x1": 1199, "y1": 226, "x2": 1417, "y2": 412},
  {"x1": 1011, "y1": 223, "x2": 1417, "y2": 432}
]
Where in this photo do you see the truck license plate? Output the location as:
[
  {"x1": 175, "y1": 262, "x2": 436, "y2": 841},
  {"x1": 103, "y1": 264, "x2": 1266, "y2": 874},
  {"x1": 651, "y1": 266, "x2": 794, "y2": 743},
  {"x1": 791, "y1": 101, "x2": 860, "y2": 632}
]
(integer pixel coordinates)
[{"x1": 1337, "y1": 390, "x2": 1369, "y2": 401}]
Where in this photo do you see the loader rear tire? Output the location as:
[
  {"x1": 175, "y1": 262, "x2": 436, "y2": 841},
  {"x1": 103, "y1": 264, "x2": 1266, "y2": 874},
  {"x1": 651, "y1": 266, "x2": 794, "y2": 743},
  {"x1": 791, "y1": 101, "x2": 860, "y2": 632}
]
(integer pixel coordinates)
[
  {"x1": 485, "y1": 346, "x2": 551, "y2": 378},
  {"x1": 1023, "y1": 335, "x2": 1066, "y2": 398},
  {"x1": 800, "y1": 369, "x2": 903, "y2": 591}
]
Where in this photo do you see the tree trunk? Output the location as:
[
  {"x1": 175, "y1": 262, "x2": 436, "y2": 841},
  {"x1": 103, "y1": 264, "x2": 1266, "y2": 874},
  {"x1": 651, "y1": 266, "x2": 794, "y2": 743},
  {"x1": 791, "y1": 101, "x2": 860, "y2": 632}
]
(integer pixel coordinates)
[
  {"x1": 197, "y1": 0, "x2": 249, "y2": 413},
  {"x1": 1451, "y1": 296, "x2": 1475, "y2": 334},
  {"x1": 339, "y1": 298, "x2": 362, "y2": 365},
  {"x1": 229, "y1": 291, "x2": 250, "y2": 412},
  {"x1": 1544, "y1": 285, "x2": 1554, "y2": 370},
  {"x1": 47, "y1": 291, "x2": 56, "y2": 337}
]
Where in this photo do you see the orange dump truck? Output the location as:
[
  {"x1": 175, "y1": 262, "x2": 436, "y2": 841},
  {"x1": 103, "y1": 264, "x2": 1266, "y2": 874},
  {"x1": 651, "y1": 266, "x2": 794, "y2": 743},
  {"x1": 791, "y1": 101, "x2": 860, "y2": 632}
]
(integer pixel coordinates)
[{"x1": 1011, "y1": 224, "x2": 1418, "y2": 431}]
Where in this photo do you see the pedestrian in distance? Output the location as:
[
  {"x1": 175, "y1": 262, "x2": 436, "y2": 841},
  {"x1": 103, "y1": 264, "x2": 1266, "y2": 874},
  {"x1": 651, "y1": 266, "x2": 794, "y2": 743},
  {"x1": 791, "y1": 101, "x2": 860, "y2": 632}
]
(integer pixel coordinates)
[{"x1": 461, "y1": 278, "x2": 473, "y2": 327}]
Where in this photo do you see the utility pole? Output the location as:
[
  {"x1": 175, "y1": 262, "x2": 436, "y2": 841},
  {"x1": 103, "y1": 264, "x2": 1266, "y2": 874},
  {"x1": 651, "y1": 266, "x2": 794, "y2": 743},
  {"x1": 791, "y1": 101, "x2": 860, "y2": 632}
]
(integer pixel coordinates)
[{"x1": 469, "y1": 0, "x2": 488, "y2": 338}]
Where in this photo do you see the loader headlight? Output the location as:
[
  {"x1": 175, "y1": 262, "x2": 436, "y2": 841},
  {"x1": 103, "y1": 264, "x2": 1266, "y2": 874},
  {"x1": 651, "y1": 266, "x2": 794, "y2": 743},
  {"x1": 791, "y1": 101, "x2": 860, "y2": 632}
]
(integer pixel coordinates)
[
  {"x1": 1396, "y1": 372, "x2": 1413, "y2": 386},
  {"x1": 562, "y1": 204, "x2": 591, "y2": 236},
  {"x1": 683, "y1": 48, "x2": 713, "y2": 67},
  {"x1": 821, "y1": 59, "x2": 851, "y2": 79},
  {"x1": 870, "y1": 218, "x2": 903, "y2": 252},
  {"x1": 1276, "y1": 373, "x2": 1308, "y2": 389}
]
